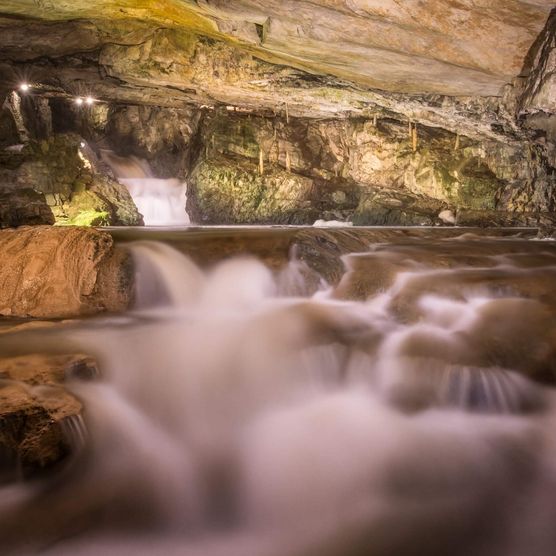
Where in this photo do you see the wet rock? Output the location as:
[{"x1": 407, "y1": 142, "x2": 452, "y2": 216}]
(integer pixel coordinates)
[
  {"x1": 186, "y1": 112, "x2": 553, "y2": 226},
  {"x1": 0, "y1": 226, "x2": 133, "y2": 318},
  {"x1": 439, "y1": 210, "x2": 456, "y2": 224},
  {"x1": 0, "y1": 353, "x2": 98, "y2": 385},
  {"x1": 352, "y1": 188, "x2": 443, "y2": 226},
  {"x1": 537, "y1": 224, "x2": 556, "y2": 239},
  {"x1": 0, "y1": 353, "x2": 95, "y2": 480},
  {"x1": 332, "y1": 238, "x2": 556, "y2": 304}
]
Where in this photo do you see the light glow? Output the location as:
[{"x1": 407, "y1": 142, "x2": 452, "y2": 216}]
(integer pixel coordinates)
[
  {"x1": 75, "y1": 97, "x2": 84, "y2": 106},
  {"x1": 85, "y1": 96, "x2": 95, "y2": 105},
  {"x1": 19, "y1": 83, "x2": 30, "y2": 92}
]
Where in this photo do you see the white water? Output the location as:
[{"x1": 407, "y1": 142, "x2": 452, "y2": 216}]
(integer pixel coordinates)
[
  {"x1": 1, "y1": 237, "x2": 556, "y2": 555},
  {"x1": 313, "y1": 220, "x2": 354, "y2": 227},
  {"x1": 101, "y1": 151, "x2": 190, "y2": 226}
]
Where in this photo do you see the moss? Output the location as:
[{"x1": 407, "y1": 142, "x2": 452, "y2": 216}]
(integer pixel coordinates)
[
  {"x1": 63, "y1": 190, "x2": 113, "y2": 226},
  {"x1": 456, "y1": 177, "x2": 498, "y2": 210},
  {"x1": 193, "y1": 158, "x2": 265, "y2": 222},
  {"x1": 430, "y1": 153, "x2": 501, "y2": 210},
  {"x1": 209, "y1": 117, "x2": 260, "y2": 159},
  {"x1": 63, "y1": 210, "x2": 111, "y2": 227},
  {"x1": 436, "y1": 165, "x2": 458, "y2": 199}
]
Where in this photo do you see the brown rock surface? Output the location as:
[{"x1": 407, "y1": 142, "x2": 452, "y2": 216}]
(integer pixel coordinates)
[
  {"x1": 0, "y1": 353, "x2": 96, "y2": 479},
  {"x1": 0, "y1": 226, "x2": 133, "y2": 318}
]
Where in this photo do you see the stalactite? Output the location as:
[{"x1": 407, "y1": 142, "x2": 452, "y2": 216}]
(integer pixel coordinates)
[
  {"x1": 259, "y1": 148, "x2": 264, "y2": 175},
  {"x1": 373, "y1": 114, "x2": 377, "y2": 126},
  {"x1": 286, "y1": 150, "x2": 291, "y2": 172},
  {"x1": 285, "y1": 102, "x2": 289, "y2": 124},
  {"x1": 454, "y1": 133, "x2": 460, "y2": 151},
  {"x1": 412, "y1": 126, "x2": 418, "y2": 153}
]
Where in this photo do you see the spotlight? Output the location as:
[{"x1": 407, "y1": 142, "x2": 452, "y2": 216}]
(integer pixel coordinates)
[
  {"x1": 75, "y1": 97, "x2": 84, "y2": 106},
  {"x1": 80, "y1": 142, "x2": 86, "y2": 148},
  {"x1": 85, "y1": 96, "x2": 95, "y2": 105},
  {"x1": 19, "y1": 83, "x2": 30, "y2": 92}
]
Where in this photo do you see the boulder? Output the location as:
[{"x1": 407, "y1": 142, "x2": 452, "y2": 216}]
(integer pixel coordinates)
[
  {"x1": 0, "y1": 226, "x2": 133, "y2": 318},
  {"x1": 0, "y1": 353, "x2": 96, "y2": 480},
  {"x1": 0, "y1": 188, "x2": 55, "y2": 228}
]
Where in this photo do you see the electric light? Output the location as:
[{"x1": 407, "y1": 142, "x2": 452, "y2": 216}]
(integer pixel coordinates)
[
  {"x1": 19, "y1": 83, "x2": 30, "y2": 92},
  {"x1": 75, "y1": 97, "x2": 84, "y2": 105},
  {"x1": 85, "y1": 96, "x2": 95, "y2": 105}
]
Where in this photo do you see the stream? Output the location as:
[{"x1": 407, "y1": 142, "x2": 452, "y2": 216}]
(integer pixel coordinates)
[{"x1": 1, "y1": 228, "x2": 555, "y2": 556}]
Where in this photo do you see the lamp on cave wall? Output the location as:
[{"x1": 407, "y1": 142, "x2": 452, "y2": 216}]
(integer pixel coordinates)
[
  {"x1": 74, "y1": 96, "x2": 97, "y2": 106},
  {"x1": 19, "y1": 83, "x2": 31, "y2": 93}
]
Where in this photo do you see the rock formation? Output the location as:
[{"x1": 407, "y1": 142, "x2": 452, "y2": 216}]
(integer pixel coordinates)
[
  {"x1": 0, "y1": 2, "x2": 554, "y2": 225},
  {"x1": 0, "y1": 226, "x2": 133, "y2": 318},
  {"x1": 0, "y1": 353, "x2": 96, "y2": 479},
  {"x1": 0, "y1": 105, "x2": 143, "y2": 227}
]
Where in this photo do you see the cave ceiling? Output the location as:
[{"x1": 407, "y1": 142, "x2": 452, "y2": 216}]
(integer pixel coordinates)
[{"x1": 0, "y1": 1, "x2": 554, "y2": 139}]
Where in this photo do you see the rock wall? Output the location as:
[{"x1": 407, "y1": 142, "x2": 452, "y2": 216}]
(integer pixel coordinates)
[
  {"x1": 0, "y1": 5, "x2": 554, "y2": 228},
  {"x1": 186, "y1": 110, "x2": 555, "y2": 225},
  {"x1": 105, "y1": 104, "x2": 202, "y2": 179},
  {"x1": 0, "y1": 93, "x2": 144, "y2": 228}
]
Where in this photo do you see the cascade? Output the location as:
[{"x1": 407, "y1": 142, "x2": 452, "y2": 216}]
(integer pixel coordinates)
[
  {"x1": 1, "y1": 236, "x2": 555, "y2": 556},
  {"x1": 101, "y1": 151, "x2": 190, "y2": 226}
]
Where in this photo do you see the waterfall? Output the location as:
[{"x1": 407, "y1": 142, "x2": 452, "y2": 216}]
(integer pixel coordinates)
[
  {"x1": 1, "y1": 236, "x2": 556, "y2": 556},
  {"x1": 101, "y1": 150, "x2": 190, "y2": 226}
]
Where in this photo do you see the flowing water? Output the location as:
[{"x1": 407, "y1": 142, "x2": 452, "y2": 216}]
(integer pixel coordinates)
[
  {"x1": 101, "y1": 151, "x2": 190, "y2": 226},
  {"x1": 1, "y1": 230, "x2": 556, "y2": 556}
]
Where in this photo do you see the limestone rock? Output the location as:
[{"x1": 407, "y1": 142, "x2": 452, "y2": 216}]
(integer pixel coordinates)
[
  {"x1": 189, "y1": 154, "x2": 317, "y2": 224},
  {"x1": 520, "y1": 9, "x2": 556, "y2": 119},
  {"x1": 106, "y1": 104, "x2": 202, "y2": 179},
  {"x1": 439, "y1": 210, "x2": 456, "y2": 225},
  {"x1": 0, "y1": 353, "x2": 98, "y2": 385},
  {"x1": 352, "y1": 188, "x2": 444, "y2": 226},
  {"x1": 0, "y1": 353, "x2": 96, "y2": 479},
  {"x1": 0, "y1": 226, "x2": 133, "y2": 318},
  {"x1": 0, "y1": 4, "x2": 553, "y2": 228},
  {"x1": 0, "y1": 1, "x2": 552, "y2": 97},
  {"x1": 190, "y1": 111, "x2": 545, "y2": 225}
]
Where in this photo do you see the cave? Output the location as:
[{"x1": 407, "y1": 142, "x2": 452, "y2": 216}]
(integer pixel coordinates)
[{"x1": 1, "y1": 2, "x2": 556, "y2": 555}]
